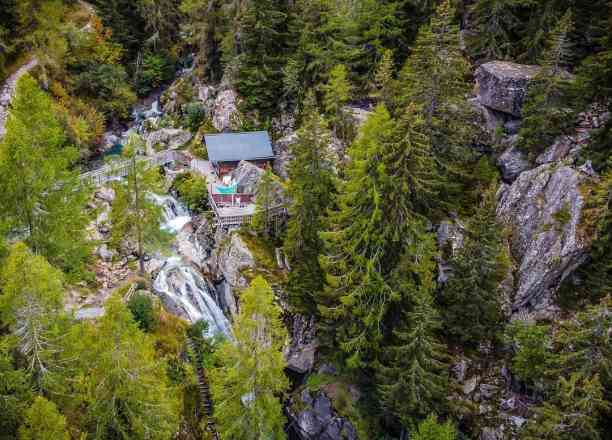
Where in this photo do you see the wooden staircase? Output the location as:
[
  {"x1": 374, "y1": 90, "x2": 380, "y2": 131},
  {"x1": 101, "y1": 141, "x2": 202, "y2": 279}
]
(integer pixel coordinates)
[{"x1": 186, "y1": 337, "x2": 220, "y2": 440}]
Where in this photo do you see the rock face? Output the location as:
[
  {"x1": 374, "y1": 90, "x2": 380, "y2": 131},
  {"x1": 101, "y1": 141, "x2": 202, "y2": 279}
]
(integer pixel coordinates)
[
  {"x1": 230, "y1": 160, "x2": 265, "y2": 194},
  {"x1": 288, "y1": 390, "x2": 358, "y2": 440},
  {"x1": 145, "y1": 128, "x2": 192, "y2": 154},
  {"x1": 273, "y1": 131, "x2": 297, "y2": 180},
  {"x1": 475, "y1": 61, "x2": 540, "y2": 117},
  {"x1": 497, "y1": 142, "x2": 530, "y2": 183},
  {"x1": 284, "y1": 314, "x2": 317, "y2": 374},
  {"x1": 212, "y1": 89, "x2": 239, "y2": 132},
  {"x1": 497, "y1": 163, "x2": 595, "y2": 315}
]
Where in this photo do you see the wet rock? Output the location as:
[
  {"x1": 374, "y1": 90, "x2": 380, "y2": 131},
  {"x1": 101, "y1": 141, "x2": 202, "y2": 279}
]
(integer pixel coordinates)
[
  {"x1": 497, "y1": 163, "x2": 595, "y2": 315},
  {"x1": 285, "y1": 314, "x2": 318, "y2": 374},
  {"x1": 288, "y1": 390, "x2": 358, "y2": 440},
  {"x1": 497, "y1": 142, "x2": 530, "y2": 183},
  {"x1": 146, "y1": 128, "x2": 193, "y2": 154},
  {"x1": 212, "y1": 89, "x2": 239, "y2": 132},
  {"x1": 475, "y1": 61, "x2": 540, "y2": 117}
]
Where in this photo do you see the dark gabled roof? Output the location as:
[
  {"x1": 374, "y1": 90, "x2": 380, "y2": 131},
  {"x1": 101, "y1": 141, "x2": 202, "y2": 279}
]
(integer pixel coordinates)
[{"x1": 204, "y1": 131, "x2": 274, "y2": 163}]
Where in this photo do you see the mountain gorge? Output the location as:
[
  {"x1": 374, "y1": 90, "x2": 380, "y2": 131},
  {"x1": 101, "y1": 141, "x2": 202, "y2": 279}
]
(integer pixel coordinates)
[{"x1": 0, "y1": 0, "x2": 610, "y2": 439}]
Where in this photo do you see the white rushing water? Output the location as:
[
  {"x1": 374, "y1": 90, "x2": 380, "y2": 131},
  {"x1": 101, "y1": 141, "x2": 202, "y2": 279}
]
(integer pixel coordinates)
[{"x1": 151, "y1": 193, "x2": 231, "y2": 337}]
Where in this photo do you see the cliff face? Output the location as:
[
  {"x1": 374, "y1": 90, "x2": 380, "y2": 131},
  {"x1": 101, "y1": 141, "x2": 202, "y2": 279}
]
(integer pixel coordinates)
[{"x1": 471, "y1": 61, "x2": 603, "y2": 321}]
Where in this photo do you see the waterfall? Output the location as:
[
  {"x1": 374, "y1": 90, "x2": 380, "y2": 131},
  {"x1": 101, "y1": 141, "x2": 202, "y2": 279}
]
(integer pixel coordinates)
[{"x1": 150, "y1": 194, "x2": 231, "y2": 338}]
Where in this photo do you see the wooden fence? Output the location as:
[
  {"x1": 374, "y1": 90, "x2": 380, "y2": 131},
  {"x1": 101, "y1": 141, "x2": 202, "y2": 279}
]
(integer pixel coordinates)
[{"x1": 79, "y1": 150, "x2": 183, "y2": 186}]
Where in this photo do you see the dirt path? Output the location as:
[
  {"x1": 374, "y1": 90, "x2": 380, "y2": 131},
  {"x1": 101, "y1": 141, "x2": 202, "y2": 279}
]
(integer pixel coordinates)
[{"x1": 0, "y1": 58, "x2": 39, "y2": 139}]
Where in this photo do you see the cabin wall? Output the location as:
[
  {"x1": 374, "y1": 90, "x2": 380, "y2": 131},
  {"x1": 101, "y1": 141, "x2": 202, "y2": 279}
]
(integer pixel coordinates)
[{"x1": 217, "y1": 159, "x2": 272, "y2": 177}]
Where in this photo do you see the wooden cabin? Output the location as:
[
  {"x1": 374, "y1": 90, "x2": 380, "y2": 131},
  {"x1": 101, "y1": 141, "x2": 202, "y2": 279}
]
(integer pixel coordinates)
[{"x1": 204, "y1": 131, "x2": 274, "y2": 177}]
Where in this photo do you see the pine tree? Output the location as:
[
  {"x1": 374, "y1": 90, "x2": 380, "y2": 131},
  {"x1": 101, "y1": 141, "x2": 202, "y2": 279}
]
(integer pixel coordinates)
[
  {"x1": 412, "y1": 414, "x2": 457, "y2": 440},
  {"x1": 377, "y1": 233, "x2": 449, "y2": 432},
  {"x1": 284, "y1": 93, "x2": 336, "y2": 312},
  {"x1": 210, "y1": 276, "x2": 289, "y2": 440},
  {"x1": 519, "y1": 10, "x2": 575, "y2": 158},
  {"x1": 18, "y1": 396, "x2": 69, "y2": 440},
  {"x1": 318, "y1": 105, "x2": 418, "y2": 367},
  {"x1": 522, "y1": 373, "x2": 611, "y2": 440},
  {"x1": 372, "y1": 48, "x2": 397, "y2": 111},
  {"x1": 438, "y1": 186, "x2": 507, "y2": 345},
  {"x1": 234, "y1": 0, "x2": 289, "y2": 118},
  {"x1": 62, "y1": 295, "x2": 179, "y2": 438},
  {"x1": 322, "y1": 64, "x2": 352, "y2": 141},
  {"x1": 466, "y1": 0, "x2": 524, "y2": 61},
  {"x1": 252, "y1": 167, "x2": 278, "y2": 240},
  {"x1": 398, "y1": 0, "x2": 483, "y2": 209},
  {"x1": 0, "y1": 75, "x2": 92, "y2": 276},
  {"x1": 109, "y1": 133, "x2": 171, "y2": 274},
  {"x1": 0, "y1": 243, "x2": 65, "y2": 390}
]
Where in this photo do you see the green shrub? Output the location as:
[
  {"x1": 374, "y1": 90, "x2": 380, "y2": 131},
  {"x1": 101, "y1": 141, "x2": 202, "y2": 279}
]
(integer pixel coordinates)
[
  {"x1": 506, "y1": 321, "x2": 552, "y2": 387},
  {"x1": 173, "y1": 172, "x2": 208, "y2": 214},
  {"x1": 136, "y1": 52, "x2": 175, "y2": 96},
  {"x1": 183, "y1": 101, "x2": 208, "y2": 132},
  {"x1": 127, "y1": 293, "x2": 157, "y2": 332}
]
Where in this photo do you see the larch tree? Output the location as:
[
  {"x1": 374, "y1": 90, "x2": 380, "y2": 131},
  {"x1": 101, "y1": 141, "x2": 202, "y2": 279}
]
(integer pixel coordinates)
[
  {"x1": 0, "y1": 337, "x2": 33, "y2": 439},
  {"x1": 376, "y1": 232, "x2": 449, "y2": 433},
  {"x1": 18, "y1": 396, "x2": 69, "y2": 440},
  {"x1": 519, "y1": 9, "x2": 576, "y2": 158},
  {"x1": 0, "y1": 243, "x2": 65, "y2": 391},
  {"x1": 210, "y1": 276, "x2": 289, "y2": 440},
  {"x1": 109, "y1": 133, "x2": 171, "y2": 274},
  {"x1": 0, "y1": 74, "x2": 92, "y2": 277},
  {"x1": 62, "y1": 295, "x2": 179, "y2": 439},
  {"x1": 284, "y1": 92, "x2": 336, "y2": 313}
]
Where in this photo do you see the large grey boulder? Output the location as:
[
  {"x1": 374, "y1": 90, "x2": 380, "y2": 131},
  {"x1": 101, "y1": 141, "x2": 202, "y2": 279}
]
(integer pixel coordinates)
[
  {"x1": 146, "y1": 128, "x2": 192, "y2": 154},
  {"x1": 212, "y1": 232, "x2": 256, "y2": 289},
  {"x1": 497, "y1": 163, "x2": 595, "y2": 315},
  {"x1": 475, "y1": 61, "x2": 540, "y2": 117},
  {"x1": 212, "y1": 89, "x2": 239, "y2": 132},
  {"x1": 497, "y1": 141, "x2": 530, "y2": 183},
  {"x1": 288, "y1": 390, "x2": 358, "y2": 440},
  {"x1": 230, "y1": 160, "x2": 265, "y2": 194}
]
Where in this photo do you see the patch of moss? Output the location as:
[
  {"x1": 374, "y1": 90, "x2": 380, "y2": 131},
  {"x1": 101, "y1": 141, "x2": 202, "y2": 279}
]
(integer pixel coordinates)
[
  {"x1": 552, "y1": 202, "x2": 572, "y2": 230},
  {"x1": 238, "y1": 231, "x2": 287, "y2": 284}
]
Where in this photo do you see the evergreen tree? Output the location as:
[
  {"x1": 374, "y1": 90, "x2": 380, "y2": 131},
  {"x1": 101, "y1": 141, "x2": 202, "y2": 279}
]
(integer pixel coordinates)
[
  {"x1": 412, "y1": 414, "x2": 457, "y2": 440},
  {"x1": 0, "y1": 75, "x2": 92, "y2": 276},
  {"x1": 210, "y1": 276, "x2": 289, "y2": 440},
  {"x1": 109, "y1": 133, "x2": 171, "y2": 274},
  {"x1": 522, "y1": 373, "x2": 610, "y2": 440},
  {"x1": 252, "y1": 168, "x2": 278, "y2": 240},
  {"x1": 438, "y1": 187, "x2": 507, "y2": 345},
  {"x1": 372, "y1": 48, "x2": 397, "y2": 111},
  {"x1": 284, "y1": 93, "x2": 335, "y2": 312},
  {"x1": 465, "y1": 0, "x2": 523, "y2": 61},
  {"x1": 322, "y1": 64, "x2": 352, "y2": 140},
  {"x1": 90, "y1": 0, "x2": 147, "y2": 60},
  {"x1": 0, "y1": 337, "x2": 32, "y2": 440},
  {"x1": 319, "y1": 105, "x2": 417, "y2": 367},
  {"x1": 0, "y1": 243, "x2": 65, "y2": 390},
  {"x1": 398, "y1": 0, "x2": 483, "y2": 209},
  {"x1": 377, "y1": 233, "x2": 449, "y2": 431},
  {"x1": 18, "y1": 396, "x2": 69, "y2": 440},
  {"x1": 519, "y1": 10, "x2": 576, "y2": 158},
  {"x1": 62, "y1": 295, "x2": 179, "y2": 438},
  {"x1": 235, "y1": 0, "x2": 289, "y2": 118}
]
